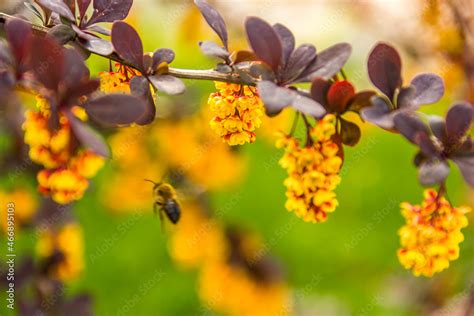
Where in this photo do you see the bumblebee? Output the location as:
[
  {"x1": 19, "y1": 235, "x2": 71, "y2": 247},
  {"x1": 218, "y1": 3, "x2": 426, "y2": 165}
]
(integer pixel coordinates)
[{"x1": 146, "y1": 180, "x2": 181, "y2": 225}]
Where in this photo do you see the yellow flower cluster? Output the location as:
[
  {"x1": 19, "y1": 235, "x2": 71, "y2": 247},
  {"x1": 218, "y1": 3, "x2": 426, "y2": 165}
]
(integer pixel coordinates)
[
  {"x1": 168, "y1": 202, "x2": 293, "y2": 316},
  {"x1": 398, "y1": 189, "x2": 470, "y2": 277},
  {"x1": 0, "y1": 187, "x2": 37, "y2": 233},
  {"x1": 208, "y1": 82, "x2": 264, "y2": 146},
  {"x1": 23, "y1": 98, "x2": 105, "y2": 204},
  {"x1": 36, "y1": 223, "x2": 84, "y2": 282},
  {"x1": 99, "y1": 72, "x2": 131, "y2": 94},
  {"x1": 277, "y1": 114, "x2": 342, "y2": 223}
]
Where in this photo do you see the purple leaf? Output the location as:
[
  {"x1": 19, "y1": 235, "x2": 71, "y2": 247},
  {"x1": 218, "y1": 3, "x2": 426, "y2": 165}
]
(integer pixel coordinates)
[
  {"x1": 310, "y1": 77, "x2": 330, "y2": 107},
  {"x1": 245, "y1": 17, "x2": 282, "y2": 71},
  {"x1": 292, "y1": 93, "x2": 326, "y2": 117},
  {"x1": 452, "y1": 153, "x2": 474, "y2": 186},
  {"x1": 393, "y1": 112, "x2": 430, "y2": 144},
  {"x1": 130, "y1": 76, "x2": 155, "y2": 125},
  {"x1": 297, "y1": 43, "x2": 351, "y2": 82},
  {"x1": 396, "y1": 86, "x2": 416, "y2": 109},
  {"x1": 84, "y1": 94, "x2": 149, "y2": 127},
  {"x1": 257, "y1": 81, "x2": 294, "y2": 116},
  {"x1": 78, "y1": 0, "x2": 92, "y2": 20},
  {"x1": 66, "y1": 80, "x2": 100, "y2": 104},
  {"x1": 367, "y1": 42, "x2": 402, "y2": 100},
  {"x1": 68, "y1": 113, "x2": 110, "y2": 157},
  {"x1": 111, "y1": 21, "x2": 144, "y2": 70},
  {"x1": 410, "y1": 73, "x2": 444, "y2": 105},
  {"x1": 47, "y1": 24, "x2": 76, "y2": 45},
  {"x1": 416, "y1": 132, "x2": 441, "y2": 158},
  {"x1": 62, "y1": 48, "x2": 89, "y2": 89},
  {"x1": 194, "y1": 0, "x2": 228, "y2": 49},
  {"x1": 428, "y1": 115, "x2": 447, "y2": 142},
  {"x1": 149, "y1": 75, "x2": 186, "y2": 95},
  {"x1": 361, "y1": 96, "x2": 394, "y2": 129},
  {"x1": 80, "y1": 37, "x2": 114, "y2": 56},
  {"x1": 198, "y1": 41, "x2": 229, "y2": 60},
  {"x1": 38, "y1": 0, "x2": 75, "y2": 21},
  {"x1": 418, "y1": 159, "x2": 450, "y2": 186},
  {"x1": 153, "y1": 48, "x2": 175, "y2": 69},
  {"x1": 283, "y1": 44, "x2": 317, "y2": 82},
  {"x1": 87, "y1": 0, "x2": 133, "y2": 25},
  {"x1": 85, "y1": 24, "x2": 111, "y2": 36},
  {"x1": 273, "y1": 23, "x2": 295, "y2": 67},
  {"x1": 445, "y1": 102, "x2": 473, "y2": 145},
  {"x1": 5, "y1": 18, "x2": 32, "y2": 71},
  {"x1": 29, "y1": 36, "x2": 64, "y2": 91},
  {"x1": 347, "y1": 91, "x2": 377, "y2": 112}
]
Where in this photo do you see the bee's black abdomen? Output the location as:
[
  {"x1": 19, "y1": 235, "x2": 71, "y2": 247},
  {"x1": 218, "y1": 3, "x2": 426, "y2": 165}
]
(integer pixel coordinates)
[{"x1": 164, "y1": 200, "x2": 181, "y2": 224}]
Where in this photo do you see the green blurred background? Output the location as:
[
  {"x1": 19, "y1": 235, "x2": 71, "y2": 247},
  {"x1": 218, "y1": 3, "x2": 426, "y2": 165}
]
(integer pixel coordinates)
[{"x1": 1, "y1": 0, "x2": 474, "y2": 315}]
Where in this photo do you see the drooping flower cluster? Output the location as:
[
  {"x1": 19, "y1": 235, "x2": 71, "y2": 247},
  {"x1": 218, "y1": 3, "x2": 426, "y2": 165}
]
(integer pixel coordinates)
[
  {"x1": 208, "y1": 82, "x2": 264, "y2": 146},
  {"x1": 99, "y1": 63, "x2": 139, "y2": 94},
  {"x1": 36, "y1": 223, "x2": 84, "y2": 282},
  {"x1": 398, "y1": 189, "x2": 470, "y2": 277},
  {"x1": 23, "y1": 98, "x2": 105, "y2": 204},
  {"x1": 277, "y1": 114, "x2": 342, "y2": 223}
]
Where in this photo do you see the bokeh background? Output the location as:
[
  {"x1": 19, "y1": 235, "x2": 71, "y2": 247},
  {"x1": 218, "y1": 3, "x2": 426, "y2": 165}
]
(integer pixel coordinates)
[{"x1": 1, "y1": 0, "x2": 473, "y2": 315}]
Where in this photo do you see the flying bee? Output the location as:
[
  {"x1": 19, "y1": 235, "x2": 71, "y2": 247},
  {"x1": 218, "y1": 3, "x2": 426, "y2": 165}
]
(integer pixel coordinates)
[{"x1": 146, "y1": 180, "x2": 181, "y2": 226}]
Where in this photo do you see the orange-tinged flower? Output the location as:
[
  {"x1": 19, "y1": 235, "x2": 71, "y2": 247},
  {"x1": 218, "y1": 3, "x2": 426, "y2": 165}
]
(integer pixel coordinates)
[
  {"x1": 36, "y1": 223, "x2": 84, "y2": 282},
  {"x1": 397, "y1": 189, "x2": 470, "y2": 277},
  {"x1": 0, "y1": 188, "x2": 37, "y2": 233},
  {"x1": 99, "y1": 71, "x2": 131, "y2": 94},
  {"x1": 277, "y1": 114, "x2": 342, "y2": 223},
  {"x1": 208, "y1": 82, "x2": 264, "y2": 146},
  {"x1": 38, "y1": 169, "x2": 89, "y2": 205}
]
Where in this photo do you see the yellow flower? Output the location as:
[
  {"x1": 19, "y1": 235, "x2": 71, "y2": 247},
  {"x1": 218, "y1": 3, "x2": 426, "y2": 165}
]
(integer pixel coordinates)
[
  {"x1": 38, "y1": 169, "x2": 89, "y2": 205},
  {"x1": 277, "y1": 114, "x2": 342, "y2": 223},
  {"x1": 70, "y1": 150, "x2": 106, "y2": 179},
  {"x1": 168, "y1": 202, "x2": 227, "y2": 269},
  {"x1": 23, "y1": 98, "x2": 105, "y2": 204},
  {"x1": 36, "y1": 223, "x2": 84, "y2": 282},
  {"x1": 0, "y1": 188, "x2": 37, "y2": 233},
  {"x1": 99, "y1": 72, "x2": 131, "y2": 94},
  {"x1": 208, "y1": 82, "x2": 264, "y2": 146},
  {"x1": 397, "y1": 189, "x2": 470, "y2": 277}
]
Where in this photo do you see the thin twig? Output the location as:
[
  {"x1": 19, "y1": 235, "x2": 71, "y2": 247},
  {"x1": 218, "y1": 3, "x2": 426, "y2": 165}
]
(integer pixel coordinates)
[{"x1": 0, "y1": 12, "x2": 256, "y2": 86}]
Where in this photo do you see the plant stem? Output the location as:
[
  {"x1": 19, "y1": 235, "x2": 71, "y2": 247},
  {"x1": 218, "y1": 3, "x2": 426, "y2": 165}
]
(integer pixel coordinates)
[{"x1": 0, "y1": 12, "x2": 255, "y2": 86}]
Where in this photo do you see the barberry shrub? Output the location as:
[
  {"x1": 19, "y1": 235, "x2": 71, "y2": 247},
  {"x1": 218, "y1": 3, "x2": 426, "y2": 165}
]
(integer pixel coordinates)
[{"x1": 0, "y1": 1, "x2": 473, "y2": 312}]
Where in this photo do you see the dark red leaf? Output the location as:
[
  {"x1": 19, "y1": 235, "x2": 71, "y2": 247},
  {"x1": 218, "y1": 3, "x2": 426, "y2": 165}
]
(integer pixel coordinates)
[
  {"x1": 78, "y1": 0, "x2": 91, "y2": 20},
  {"x1": 245, "y1": 17, "x2": 282, "y2": 71},
  {"x1": 80, "y1": 37, "x2": 114, "y2": 56},
  {"x1": 68, "y1": 113, "x2": 110, "y2": 158},
  {"x1": 283, "y1": 44, "x2": 317, "y2": 82},
  {"x1": 297, "y1": 43, "x2": 351, "y2": 82},
  {"x1": 87, "y1": 0, "x2": 133, "y2": 25},
  {"x1": 367, "y1": 42, "x2": 402, "y2": 100},
  {"x1": 5, "y1": 18, "x2": 32, "y2": 71},
  {"x1": 327, "y1": 80, "x2": 355, "y2": 113},
  {"x1": 84, "y1": 94, "x2": 149, "y2": 127},
  {"x1": 310, "y1": 77, "x2": 330, "y2": 108},
  {"x1": 37, "y1": 0, "x2": 75, "y2": 21},
  {"x1": 130, "y1": 76, "x2": 155, "y2": 125},
  {"x1": 111, "y1": 21, "x2": 144, "y2": 70},
  {"x1": 340, "y1": 118, "x2": 361, "y2": 146},
  {"x1": 29, "y1": 36, "x2": 64, "y2": 91},
  {"x1": 194, "y1": 0, "x2": 228, "y2": 49},
  {"x1": 445, "y1": 102, "x2": 473, "y2": 146},
  {"x1": 273, "y1": 23, "x2": 294, "y2": 67},
  {"x1": 62, "y1": 48, "x2": 89, "y2": 90},
  {"x1": 47, "y1": 24, "x2": 76, "y2": 45},
  {"x1": 66, "y1": 80, "x2": 100, "y2": 105},
  {"x1": 232, "y1": 50, "x2": 257, "y2": 64},
  {"x1": 347, "y1": 91, "x2": 376, "y2": 112}
]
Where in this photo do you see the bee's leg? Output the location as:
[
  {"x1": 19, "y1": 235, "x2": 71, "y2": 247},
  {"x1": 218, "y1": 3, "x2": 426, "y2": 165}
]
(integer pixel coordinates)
[{"x1": 154, "y1": 202, "x2": 165, "y2": 232}]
